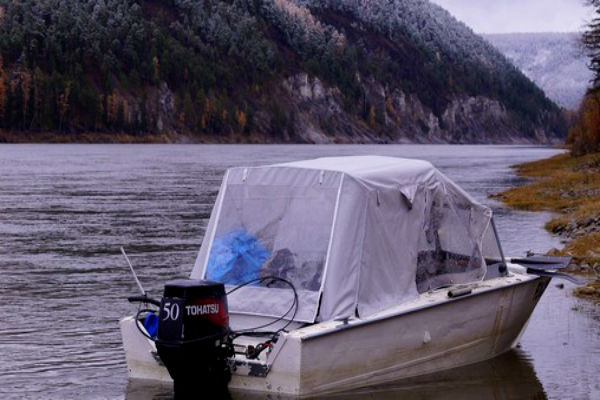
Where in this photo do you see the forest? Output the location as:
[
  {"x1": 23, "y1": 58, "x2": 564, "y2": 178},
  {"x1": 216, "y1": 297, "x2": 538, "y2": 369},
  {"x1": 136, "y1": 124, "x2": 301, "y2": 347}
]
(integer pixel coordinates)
[{"x1": 0, "y1": 0, "x2": 566, "y2": 142}]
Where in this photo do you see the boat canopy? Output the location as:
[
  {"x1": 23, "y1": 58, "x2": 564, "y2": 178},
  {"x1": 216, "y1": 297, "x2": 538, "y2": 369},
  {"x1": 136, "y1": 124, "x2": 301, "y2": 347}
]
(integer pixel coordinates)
[{"x1": 191, "y1": 156, "x2": 503, "y2": 323}]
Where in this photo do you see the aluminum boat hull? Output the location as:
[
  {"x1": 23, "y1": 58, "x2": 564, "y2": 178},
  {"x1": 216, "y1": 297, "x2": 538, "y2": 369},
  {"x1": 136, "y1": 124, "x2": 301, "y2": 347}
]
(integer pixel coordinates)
[{"x1": 120, "y1": 269, "x2": 549, "y2": 397}]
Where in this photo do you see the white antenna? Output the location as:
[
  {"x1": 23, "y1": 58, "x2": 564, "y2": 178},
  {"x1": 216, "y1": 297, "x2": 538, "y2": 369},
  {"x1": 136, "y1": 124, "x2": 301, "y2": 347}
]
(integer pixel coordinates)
[{"x1": 121, "y1": 247, "x2": 146, "y2": 296}]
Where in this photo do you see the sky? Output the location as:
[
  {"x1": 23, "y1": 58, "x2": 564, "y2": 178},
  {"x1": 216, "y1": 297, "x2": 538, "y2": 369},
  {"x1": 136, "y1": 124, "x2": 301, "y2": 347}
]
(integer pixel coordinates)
[{"x1": 430, "y1": 0, "x2": 593, "y2": 34}]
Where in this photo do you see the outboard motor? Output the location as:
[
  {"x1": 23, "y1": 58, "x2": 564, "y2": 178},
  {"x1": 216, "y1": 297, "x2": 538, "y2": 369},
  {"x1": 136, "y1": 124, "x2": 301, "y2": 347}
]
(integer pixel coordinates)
[{"x1": 155, "y1": 279, "x2": 232, "y2": 397}]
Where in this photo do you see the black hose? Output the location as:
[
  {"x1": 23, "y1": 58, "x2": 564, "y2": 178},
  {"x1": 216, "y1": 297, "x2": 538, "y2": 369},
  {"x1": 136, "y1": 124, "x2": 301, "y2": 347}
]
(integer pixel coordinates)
[
  {"x1": 128, "y1": 295, "x2": 161, "y2": 307},
  {"x1": 227, "y1": 276, "x2": 299, "y2": 342}
]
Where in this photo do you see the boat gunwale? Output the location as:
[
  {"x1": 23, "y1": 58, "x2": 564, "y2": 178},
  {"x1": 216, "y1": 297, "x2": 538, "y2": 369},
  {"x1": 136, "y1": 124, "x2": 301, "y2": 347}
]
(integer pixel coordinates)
[{"x1": 297, "y1": 272, "x2": 546, "y2": 342}]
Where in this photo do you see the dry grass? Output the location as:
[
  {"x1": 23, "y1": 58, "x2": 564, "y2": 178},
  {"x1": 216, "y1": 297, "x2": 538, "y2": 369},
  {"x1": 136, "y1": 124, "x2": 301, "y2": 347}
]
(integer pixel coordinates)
[
  {"x1": 499, "y1": 153, "x2": 600, "y2": 212},
  {"x1": 495, "y1": 152, "x2": 600, "y2": 266},
  {"x1": 574, "y1": 280, "x2": 600, "y2": 301},
  {"x1": 560, "y1": 232, "x2": 600, "y2": 259}
]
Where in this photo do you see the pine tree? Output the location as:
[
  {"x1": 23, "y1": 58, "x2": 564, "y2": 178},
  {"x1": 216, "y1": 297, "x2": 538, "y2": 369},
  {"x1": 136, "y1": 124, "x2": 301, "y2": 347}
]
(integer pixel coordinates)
[{"x1": 583, "y1": 0, "x2": 600, "y2": 88}]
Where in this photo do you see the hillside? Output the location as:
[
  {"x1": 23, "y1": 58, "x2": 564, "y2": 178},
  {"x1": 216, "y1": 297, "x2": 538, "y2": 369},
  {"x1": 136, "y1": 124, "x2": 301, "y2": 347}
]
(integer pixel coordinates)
[
  {"x1": 485, "y1": 32, "x2": 593, "y2": 110},
  {"x1": 0, "y1": 0, "x2": 566, "y2": 143}
]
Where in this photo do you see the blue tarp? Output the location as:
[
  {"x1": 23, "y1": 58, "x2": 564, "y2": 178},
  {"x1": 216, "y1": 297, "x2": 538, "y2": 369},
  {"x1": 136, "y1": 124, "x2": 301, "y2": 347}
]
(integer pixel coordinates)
[
  {"x1": 143, "y1": 313, "x2": 158, "y2": 339},
  {"x1": 206, "y1": 229, "x2": 270, "y2": 285}
]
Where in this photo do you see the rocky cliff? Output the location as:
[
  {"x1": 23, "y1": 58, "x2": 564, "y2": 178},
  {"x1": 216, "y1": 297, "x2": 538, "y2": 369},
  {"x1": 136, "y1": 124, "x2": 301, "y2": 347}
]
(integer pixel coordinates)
[{"x1": 277, "y1": 73, "x2": 546, "y2": 144}]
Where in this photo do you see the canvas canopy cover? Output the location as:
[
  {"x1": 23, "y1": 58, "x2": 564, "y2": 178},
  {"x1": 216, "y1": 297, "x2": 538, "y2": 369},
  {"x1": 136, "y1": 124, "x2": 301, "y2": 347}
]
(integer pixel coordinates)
[{"x1": 191, "y1": 156, "x2": 503, "y2": 323}]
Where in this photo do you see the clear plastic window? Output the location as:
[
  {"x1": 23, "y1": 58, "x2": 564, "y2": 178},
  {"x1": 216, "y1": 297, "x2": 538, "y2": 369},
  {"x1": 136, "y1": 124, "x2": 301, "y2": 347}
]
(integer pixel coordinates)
[
  {"x1": 416, "y1": 190, "x2": 486, "y2": 293},
  {"x1": 205, "y1": 182, "x2": 337, "y2": 290},
  {"x1": 204, "y1": 182, "x2": 338, "y2": 321}
]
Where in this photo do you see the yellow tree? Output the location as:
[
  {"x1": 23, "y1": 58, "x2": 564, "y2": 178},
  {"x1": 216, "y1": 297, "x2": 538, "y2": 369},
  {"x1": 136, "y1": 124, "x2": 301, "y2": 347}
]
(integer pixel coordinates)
[
  {"x1": 582, "y1": 92, "x2": 600, "y2": 151},
  {"x1": 106, "y1": 92, "x2": 117, "y2": 124},
  {"x1": 568, "y1": 91, "x2": 600, "y2": 155},
  {"x1": 235, "y1": 109, "x2": 246, "y2": 132},
  {"x1": 368, "y1": 105, "x2": 376, "y2": 128}
]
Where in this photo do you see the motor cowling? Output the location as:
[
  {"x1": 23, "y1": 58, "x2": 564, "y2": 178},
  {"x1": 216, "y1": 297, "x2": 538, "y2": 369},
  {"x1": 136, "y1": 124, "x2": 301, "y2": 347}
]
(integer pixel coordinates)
[{"x1": 155, "y1": 279, "x2": 232, "y2": 397}]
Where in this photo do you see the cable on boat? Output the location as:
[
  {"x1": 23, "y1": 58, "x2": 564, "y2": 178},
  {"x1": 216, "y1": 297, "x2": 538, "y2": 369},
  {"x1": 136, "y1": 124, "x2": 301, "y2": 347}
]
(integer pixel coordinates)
[
  {"x1": 226, "y1": 275, "x2": 299, "y2": 359},
  {"x1": 227, "y1": 275, "x2": 299, "y2": 336}
]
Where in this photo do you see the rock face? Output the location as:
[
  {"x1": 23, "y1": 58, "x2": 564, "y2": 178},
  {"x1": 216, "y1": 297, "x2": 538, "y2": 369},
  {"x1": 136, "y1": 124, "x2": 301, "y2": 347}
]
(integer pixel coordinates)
[
  {"x1": 275, "y1": 73, "x2": 556, "y2": 144},
  {"x1": 156, "y1": 82, "x2": 175, "y2": 132},
  {"x1": 282, "y1": 74, "x2": 356, "y2": 143},
  {"x1": 438, "y1": 97, "x2": 513, "y2": 143}
]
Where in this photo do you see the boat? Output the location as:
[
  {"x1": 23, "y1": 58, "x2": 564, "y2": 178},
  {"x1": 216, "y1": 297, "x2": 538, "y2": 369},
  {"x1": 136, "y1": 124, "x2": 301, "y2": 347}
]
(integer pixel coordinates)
[{"x1": 120, "y1": 156, "x2": 572, "y2": 397}]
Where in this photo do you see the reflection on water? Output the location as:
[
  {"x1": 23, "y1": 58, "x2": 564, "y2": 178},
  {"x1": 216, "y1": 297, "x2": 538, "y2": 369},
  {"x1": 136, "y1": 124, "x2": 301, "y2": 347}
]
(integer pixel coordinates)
[
  {"x1": 331, "y1": 351, "x2": 545, "y2": 400},
  {"x1": 125, "y1": 350, "x2": 544, "y2": 400},
  {"x1": 0, "y1": 144, "x2": 598, "y2": 400}
]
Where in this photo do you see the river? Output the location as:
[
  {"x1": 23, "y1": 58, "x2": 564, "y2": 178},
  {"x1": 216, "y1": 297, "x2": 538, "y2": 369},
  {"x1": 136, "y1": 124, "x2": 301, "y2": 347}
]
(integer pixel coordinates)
[{"x1": 0, "y1": 144, "x2": 598, "y2": 399}]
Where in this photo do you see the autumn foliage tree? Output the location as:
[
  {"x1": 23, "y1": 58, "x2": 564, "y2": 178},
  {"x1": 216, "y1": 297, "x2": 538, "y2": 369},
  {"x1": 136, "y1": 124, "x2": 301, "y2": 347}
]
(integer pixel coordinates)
[
  {"x1": 567, "y1": 91, "x2": 600, "y2": 155},
  {"x1": 569, "y1": 0, "x2": 600, "y2": 155}
]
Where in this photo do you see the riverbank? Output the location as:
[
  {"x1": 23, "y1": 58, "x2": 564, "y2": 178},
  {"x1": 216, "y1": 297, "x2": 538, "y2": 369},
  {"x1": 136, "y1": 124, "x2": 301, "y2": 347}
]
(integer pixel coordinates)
[
  {"x1": 493, "y1": 152, "x2": 600, "y2": 299},
  {"x1": 0, "y1": 130, "x2": 272, "y2": 144},
  {"x1": 0, "y1": 131, "x2": 173, "y2": 144},
  {"x1": 0, "y1": 129, "x2": 567, "y2": 145}
]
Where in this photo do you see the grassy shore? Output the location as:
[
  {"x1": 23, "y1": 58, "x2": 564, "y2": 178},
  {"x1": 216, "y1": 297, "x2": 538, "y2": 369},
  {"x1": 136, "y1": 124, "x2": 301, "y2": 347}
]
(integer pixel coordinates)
[
  {"x1": 494, "y1": 152, "x2": 600, "y2": 300},
  {"x1": 0, "y1": 130, "x2": 321, "y2": 144}
]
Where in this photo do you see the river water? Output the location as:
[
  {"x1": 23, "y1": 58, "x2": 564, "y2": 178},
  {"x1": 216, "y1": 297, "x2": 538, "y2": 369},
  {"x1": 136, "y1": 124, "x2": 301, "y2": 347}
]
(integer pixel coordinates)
[{"x1": 0, "y1": 144, "x2": 598, "y2": 400}]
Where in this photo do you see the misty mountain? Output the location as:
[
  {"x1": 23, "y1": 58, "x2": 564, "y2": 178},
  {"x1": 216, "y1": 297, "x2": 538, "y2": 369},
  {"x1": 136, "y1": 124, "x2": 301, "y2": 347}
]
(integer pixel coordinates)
[
  {"x1": 485, "y1": 32, "x2": 593, "y2": 110},
  {"x1": 0, "y1": 0, "x2": 566, "y2": 143}
]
